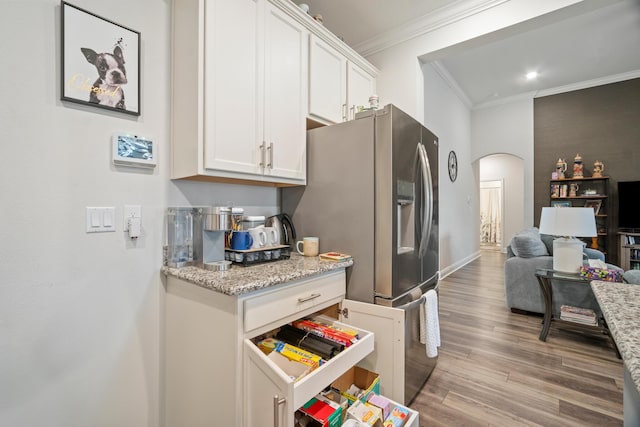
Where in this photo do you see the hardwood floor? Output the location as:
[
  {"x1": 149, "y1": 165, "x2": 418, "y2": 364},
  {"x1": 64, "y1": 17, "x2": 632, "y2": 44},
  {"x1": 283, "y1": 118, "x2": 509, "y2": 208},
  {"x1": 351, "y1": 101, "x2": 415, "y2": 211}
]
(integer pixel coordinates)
[{"x1": 410, "y1": 250, "x2": 623, "y2": 427}]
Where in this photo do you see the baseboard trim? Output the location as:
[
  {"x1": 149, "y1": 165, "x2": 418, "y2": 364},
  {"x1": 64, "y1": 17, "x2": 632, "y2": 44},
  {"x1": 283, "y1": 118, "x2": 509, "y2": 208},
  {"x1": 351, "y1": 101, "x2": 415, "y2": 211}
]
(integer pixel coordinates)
[{"x1": 440, "y1": 250, "x2": 482, "y2": 280}]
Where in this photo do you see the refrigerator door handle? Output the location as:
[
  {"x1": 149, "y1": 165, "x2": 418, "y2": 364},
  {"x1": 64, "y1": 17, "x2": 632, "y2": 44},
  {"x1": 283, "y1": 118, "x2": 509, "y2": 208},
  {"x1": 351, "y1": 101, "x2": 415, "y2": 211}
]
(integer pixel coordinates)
[
  {"x1": 417, "y1": 142, "x2": 433, "y2": 259},
  {"x1": 396, "y1": 294, "x2": 425, "y2": 311}
]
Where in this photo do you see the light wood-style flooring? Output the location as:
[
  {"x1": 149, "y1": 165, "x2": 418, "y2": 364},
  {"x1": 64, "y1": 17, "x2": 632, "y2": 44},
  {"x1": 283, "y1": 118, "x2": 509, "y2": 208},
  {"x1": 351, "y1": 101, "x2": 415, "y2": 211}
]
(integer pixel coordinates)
[{"x1": 410, "y1": 250, "x2": 623, "y2": 427}]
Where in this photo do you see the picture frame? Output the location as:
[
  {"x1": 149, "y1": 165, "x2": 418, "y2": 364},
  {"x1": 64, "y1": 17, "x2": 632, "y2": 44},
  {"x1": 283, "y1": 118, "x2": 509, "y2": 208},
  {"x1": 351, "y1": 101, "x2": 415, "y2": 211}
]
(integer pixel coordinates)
[
  {"x1": 551, "y1": 201, "x2": 572, "y2": 207},
  {"x1": 61, "y1": 2, "x2": 140, "y2": 116},
  {"x1": 584, "y1": 199, "x2": 602, "y2": 215}
]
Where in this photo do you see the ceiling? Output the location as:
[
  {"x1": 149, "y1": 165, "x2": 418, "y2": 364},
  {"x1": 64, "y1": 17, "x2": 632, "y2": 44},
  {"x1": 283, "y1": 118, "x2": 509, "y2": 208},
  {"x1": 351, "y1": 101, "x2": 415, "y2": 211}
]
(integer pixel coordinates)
[{"x1": 295, "y1": 0, "x2": 640, "y2": 107}]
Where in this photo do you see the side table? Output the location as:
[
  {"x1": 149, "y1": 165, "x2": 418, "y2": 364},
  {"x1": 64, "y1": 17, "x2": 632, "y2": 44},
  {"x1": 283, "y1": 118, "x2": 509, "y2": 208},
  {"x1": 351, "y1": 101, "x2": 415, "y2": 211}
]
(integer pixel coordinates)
[{"x1": 534, "y1": 268, "x2": 620, "y2": 357}]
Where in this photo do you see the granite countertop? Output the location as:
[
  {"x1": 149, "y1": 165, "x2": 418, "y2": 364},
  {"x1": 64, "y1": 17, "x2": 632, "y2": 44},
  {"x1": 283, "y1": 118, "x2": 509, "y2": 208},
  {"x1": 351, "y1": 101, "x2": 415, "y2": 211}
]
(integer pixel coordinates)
[
  {"x1": 591, "y1": 280, "x2": 640, "y2": 393},
  {"x1": 162, "y1": 253, "x2": 353, "y2": 296}
]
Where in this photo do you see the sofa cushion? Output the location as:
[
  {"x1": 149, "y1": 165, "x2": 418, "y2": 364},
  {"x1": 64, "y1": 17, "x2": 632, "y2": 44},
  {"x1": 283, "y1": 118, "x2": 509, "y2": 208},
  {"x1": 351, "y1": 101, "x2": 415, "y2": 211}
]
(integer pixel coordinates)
[
  {"x1": 623, "y1": 270, "x2": 640, "y2": 284},
  {"x1": 540, "y1": 234, "x2": 555, "y2": 255},
  {"x1": 509, "y1": 228, "x2": 548, "y2": 258}
]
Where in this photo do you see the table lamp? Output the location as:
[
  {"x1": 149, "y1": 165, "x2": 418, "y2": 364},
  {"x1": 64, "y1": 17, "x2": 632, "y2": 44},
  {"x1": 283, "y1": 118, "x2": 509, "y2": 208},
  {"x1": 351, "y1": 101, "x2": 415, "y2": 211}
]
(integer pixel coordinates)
[{"x1": 538, "y1": 207, "x2": 597, "y2": 273}]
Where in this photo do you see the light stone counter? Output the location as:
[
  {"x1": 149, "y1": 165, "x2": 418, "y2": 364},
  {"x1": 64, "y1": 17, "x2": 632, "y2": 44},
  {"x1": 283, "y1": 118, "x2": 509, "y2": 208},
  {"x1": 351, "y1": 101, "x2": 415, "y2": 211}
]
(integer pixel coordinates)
[
  {"x1": 591, "y1": 281, "x2": 640, "y2": 395},
  {"x1": 162, "y1": 253, "x2": 353, "y2": 296}
]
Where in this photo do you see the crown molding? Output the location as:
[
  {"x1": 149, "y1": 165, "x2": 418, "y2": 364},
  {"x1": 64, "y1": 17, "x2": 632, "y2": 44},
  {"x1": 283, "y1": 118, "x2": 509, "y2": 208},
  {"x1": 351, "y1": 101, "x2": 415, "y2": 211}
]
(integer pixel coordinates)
[
  {"x1": 429, "y1": 61, "x2": 473, "y2": 109},
  {"x1": 471, "y1": 70, "x2": 640, "y2": 109},
  {"x1": 534, "y1": 69, "x2": 640, "y2": 98},
  {"x1": 353, "y1": 0, "x2": 510, "y2": 57}
]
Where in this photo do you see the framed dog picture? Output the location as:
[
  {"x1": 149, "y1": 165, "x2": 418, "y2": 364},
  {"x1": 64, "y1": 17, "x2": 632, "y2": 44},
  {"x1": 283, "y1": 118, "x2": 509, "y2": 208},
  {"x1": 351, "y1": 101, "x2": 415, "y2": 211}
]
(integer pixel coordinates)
[{"x1": 61, "y1": 2, "x2": 140, "y2": 116}]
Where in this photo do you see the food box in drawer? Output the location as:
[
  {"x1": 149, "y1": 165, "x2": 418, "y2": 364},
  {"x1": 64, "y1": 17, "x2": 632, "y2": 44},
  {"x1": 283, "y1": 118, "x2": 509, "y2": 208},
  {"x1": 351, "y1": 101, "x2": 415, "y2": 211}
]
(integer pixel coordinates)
[
  {"x1": 349, "y1": 395, "x2": 419, "y2": 427},
  {"x1": 244, "y1": 318, "x2": 374, "y2": 410},
  {"x1": 331, "y1": 366, "x2": 380, "y2": 405}
]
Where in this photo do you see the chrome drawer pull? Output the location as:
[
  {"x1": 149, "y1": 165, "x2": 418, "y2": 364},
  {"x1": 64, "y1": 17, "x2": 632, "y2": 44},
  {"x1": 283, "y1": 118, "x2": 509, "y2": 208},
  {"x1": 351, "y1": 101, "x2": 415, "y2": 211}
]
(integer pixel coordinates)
[
  {"x1": 273, "y1": 395, "x2": 286, "y2": 427},
  {"x1": 298, "y1": 293, "x2": 321, "y2": 303}
]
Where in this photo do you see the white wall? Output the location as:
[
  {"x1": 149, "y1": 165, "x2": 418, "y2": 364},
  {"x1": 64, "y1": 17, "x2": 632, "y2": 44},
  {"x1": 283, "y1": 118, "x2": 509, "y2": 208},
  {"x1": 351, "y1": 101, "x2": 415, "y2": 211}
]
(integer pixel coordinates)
[
  {"x1": 471, "y1": 98, "x2": 534, "y2": 229},
  {"x1": 0, "y1": 2, "x2": 276, "y2": 426},
  {"x1": 479, "y1": 154, "x2": 526, "y2": 252},
  {"x1": 423, "y1": 64, "x2": 479, "y2": 276}
]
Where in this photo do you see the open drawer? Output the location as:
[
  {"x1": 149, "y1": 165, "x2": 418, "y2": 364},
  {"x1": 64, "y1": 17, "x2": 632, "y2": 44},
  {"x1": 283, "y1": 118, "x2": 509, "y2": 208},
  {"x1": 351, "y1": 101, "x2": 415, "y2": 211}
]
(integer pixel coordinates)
[{"x1": 244, "y1": 319, "x2": 374, "y2": 427}]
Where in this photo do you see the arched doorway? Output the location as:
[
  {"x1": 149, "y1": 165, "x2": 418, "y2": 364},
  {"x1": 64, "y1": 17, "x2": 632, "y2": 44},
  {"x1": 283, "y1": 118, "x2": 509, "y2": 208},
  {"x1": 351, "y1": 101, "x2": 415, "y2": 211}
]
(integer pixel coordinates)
[{"x1": 478, "y1": 154, "x2": 525, "y2": 253}]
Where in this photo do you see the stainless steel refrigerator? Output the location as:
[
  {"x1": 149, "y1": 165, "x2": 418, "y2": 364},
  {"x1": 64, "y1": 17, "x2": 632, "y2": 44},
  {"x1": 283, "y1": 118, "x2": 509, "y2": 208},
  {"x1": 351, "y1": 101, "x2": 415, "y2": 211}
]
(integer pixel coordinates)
[{"x1": 282, "y1": 104, "x2": 439, "y2": 404}]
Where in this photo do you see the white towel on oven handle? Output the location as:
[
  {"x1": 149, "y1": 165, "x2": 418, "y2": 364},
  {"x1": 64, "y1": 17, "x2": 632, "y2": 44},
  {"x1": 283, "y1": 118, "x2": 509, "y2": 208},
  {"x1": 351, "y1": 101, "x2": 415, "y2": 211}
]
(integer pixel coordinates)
[{"x1": 419, "y1": 289, "x2": 440, "y2": 358}]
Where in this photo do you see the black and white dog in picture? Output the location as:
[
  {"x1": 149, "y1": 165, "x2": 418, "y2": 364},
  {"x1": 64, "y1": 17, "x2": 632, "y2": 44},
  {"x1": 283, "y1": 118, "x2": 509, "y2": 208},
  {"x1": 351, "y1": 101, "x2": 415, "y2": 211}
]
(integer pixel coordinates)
[{"x1": 80, "y1": 46, "x2": 127, "y2": 109}]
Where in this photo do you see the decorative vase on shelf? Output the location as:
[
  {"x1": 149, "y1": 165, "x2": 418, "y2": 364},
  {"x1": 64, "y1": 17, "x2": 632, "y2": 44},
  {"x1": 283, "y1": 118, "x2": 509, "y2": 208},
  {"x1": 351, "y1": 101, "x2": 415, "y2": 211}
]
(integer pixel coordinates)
[
  {"x1": 593, "y1": 160, "x2": 605, "y2": 178},
  {"x1": 556, "y1": 158, "x2": 567, "y2": 179},
  {"x1": 569, "y1": 183, "x2": 579, "y2": 197},
  {"x1": 573, "y1": 153, "x2": 584, "y2": 179}
]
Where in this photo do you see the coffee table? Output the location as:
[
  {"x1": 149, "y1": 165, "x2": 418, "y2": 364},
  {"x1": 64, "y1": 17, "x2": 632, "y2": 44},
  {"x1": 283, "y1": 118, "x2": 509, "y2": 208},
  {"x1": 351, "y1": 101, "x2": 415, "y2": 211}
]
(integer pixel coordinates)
[{"x1": 534, "y1": 268, "x2": 620, "y2": 357}]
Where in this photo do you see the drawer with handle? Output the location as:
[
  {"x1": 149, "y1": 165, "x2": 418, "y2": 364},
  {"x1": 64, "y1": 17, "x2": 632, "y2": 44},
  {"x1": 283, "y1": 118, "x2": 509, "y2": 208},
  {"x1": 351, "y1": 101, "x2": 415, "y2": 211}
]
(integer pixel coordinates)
[
  {"x1": 243, "y1": 270, "x2": 345, "y2": 335},
  {"x1": 244, "y1": 317, "x2": 374, "y2": 427}
]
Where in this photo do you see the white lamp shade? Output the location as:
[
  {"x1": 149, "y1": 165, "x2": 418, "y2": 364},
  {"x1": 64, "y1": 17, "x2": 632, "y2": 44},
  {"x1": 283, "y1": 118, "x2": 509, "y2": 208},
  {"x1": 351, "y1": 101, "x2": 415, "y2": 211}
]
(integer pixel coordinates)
[{"x1": 538, "y1": 207, "x2": 597, "y2": 237}]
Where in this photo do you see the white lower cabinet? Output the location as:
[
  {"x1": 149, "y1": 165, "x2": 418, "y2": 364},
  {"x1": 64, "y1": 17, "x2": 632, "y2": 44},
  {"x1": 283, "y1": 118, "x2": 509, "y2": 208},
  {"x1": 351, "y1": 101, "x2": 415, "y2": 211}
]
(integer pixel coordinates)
[{"x1": 165, "y1": 269, "x2": 420, "y2": 427}]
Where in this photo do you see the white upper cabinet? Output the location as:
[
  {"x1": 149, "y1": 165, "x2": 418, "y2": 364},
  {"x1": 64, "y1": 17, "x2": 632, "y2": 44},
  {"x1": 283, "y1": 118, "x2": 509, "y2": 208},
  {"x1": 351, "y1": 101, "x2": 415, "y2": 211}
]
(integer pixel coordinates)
[
  {"x1": 308, "y1": 35, "x2": 347, "y2": 124},
  {"x1": 308, "y1": 34, "x2": 377, "y2": 125},
  {"x1": 172, "y1": 0, "x2": 306, "y2": 186},
  {"x1": 171, "y1": 0, "x2": 376, "y2": 185},
  {"x1": 263, "y1": 3, "x2": 308, "y2": 182},
  {"x1": 203, "y1": 0, "x2": 262, "y2": 176},
  {"x1": 346, "y1": 61, "x2": 376, "y2": 120}
]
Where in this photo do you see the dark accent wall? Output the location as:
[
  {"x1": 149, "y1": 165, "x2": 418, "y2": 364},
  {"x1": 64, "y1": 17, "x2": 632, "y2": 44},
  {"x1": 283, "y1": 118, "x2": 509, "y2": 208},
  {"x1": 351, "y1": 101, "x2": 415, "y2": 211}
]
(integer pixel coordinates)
[{"x1": 534, "y1": 78, "x2": 640, "y2": 264}]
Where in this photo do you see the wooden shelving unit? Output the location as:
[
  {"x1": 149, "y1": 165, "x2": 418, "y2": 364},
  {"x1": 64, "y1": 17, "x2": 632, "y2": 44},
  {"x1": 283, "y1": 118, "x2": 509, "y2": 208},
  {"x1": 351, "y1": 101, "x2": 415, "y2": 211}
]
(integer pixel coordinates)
[
  {"x1": 618, "y1": 232, "x2": 640, "y2": 271},
  {"x1": 549, "y1": 176, "x2": 609, "y2": 259}
]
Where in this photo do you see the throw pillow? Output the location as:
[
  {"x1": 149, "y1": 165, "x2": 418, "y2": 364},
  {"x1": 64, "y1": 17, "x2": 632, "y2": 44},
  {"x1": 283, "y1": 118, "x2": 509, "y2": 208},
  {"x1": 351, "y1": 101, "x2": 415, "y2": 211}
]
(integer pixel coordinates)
[{"x1": 510, "y1": 229, "x2": 548, "y2": 258}]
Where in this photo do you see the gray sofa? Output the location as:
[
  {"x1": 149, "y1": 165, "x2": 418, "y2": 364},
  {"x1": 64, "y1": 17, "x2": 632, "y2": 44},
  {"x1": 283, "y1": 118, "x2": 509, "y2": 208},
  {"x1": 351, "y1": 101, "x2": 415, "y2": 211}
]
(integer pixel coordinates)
[{"x1": 504, "y1": 227, "x2": 608, "y2": 315}]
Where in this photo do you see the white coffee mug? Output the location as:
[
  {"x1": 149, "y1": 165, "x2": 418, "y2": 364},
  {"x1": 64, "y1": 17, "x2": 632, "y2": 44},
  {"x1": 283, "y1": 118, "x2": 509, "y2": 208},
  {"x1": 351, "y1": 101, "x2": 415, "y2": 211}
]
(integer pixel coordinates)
[
  {"x1": 296, "y1": 237, "x2": 319, "y2": 257},
  {"x1": 248, "y1": 227, "x2": 267, "y2": 249},
  {"x1": 264, "y1": 226, "x2": 279, "y2": 246}
]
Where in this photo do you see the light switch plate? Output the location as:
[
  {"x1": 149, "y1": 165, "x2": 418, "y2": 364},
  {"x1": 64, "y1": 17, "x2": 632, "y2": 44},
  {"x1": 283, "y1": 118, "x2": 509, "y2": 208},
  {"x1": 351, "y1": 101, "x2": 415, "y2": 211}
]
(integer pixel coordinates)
[{"x1": 86, "y1": 207, "x2": 116, "y2": 233}]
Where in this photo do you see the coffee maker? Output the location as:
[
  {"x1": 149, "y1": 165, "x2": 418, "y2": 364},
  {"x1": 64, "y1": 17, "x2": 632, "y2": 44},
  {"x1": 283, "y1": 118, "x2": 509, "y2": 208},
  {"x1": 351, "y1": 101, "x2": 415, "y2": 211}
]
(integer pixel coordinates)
[{"x1": 167, "y1": 206, "x2": 241, "y2": 270}]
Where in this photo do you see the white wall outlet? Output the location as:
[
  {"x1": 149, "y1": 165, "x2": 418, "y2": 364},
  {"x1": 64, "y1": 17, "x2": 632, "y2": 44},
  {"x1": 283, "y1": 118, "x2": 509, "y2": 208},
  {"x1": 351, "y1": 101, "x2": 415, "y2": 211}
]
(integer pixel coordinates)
[{"x1": 123, "y1": 205, "x2": 142, "y2": 234}]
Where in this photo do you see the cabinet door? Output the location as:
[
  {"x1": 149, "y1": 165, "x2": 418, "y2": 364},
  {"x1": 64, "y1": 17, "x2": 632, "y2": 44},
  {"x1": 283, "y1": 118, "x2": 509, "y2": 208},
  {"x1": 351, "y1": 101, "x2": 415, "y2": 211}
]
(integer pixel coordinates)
[
  {"x1": 263, "y1": 3, "x2": 307, "y2": 182},
  {"x1": 346, "y1": 62, "x2": 376, "y2": 120},
  {"x1": 203, "y1": 0, "x2": 262, "y2": 176},
  {"x1": 308, "y1": 35, "x2": 347, "y2": 124},
  {"x1": 340, "y1": 299, "x2": 405, "y2": 402}
]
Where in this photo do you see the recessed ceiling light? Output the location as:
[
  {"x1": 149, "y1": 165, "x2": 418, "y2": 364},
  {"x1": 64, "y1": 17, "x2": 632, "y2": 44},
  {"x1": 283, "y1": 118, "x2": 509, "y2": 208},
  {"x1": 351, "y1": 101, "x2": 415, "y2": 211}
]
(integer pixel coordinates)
[{"x1": 526, "y1": 71, "x2": 538, "y2": 80}]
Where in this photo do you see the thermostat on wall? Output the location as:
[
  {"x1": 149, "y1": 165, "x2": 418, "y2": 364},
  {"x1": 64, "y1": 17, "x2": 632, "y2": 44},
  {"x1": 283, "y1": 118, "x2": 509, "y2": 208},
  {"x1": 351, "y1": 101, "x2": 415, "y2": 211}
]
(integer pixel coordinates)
[{"x1": 112, "y1": 134, "x2": 157, "y2": 168}]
